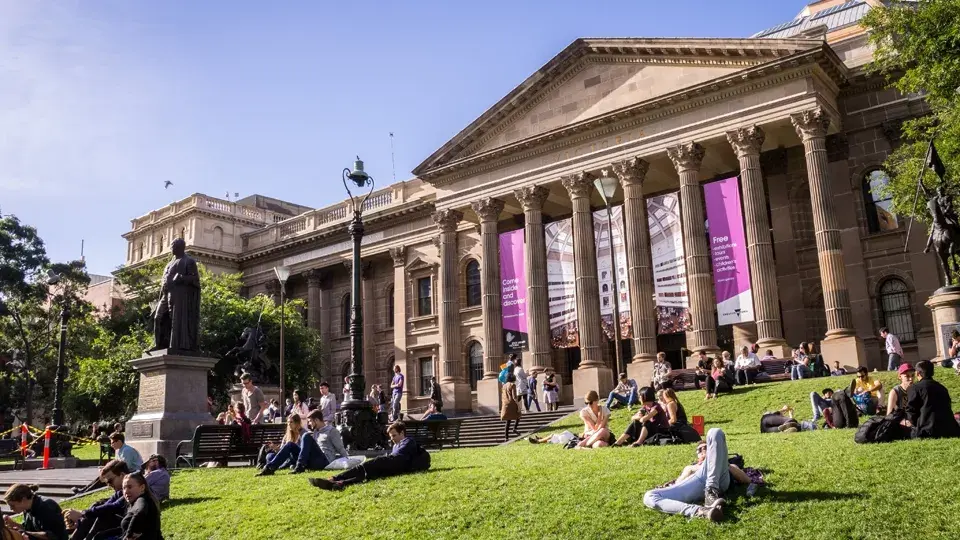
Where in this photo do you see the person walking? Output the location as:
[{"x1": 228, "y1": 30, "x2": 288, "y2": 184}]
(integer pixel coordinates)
[
  {"x1": 389, "y1": 365, "x2": 405, "y2": 422},
  {"x1": 240, "y1": 373, "x2": 268, "y2": 424},
  {"x1": 500, "y1": 372, "x2": 522, "y2": 440},
  {"x1": 880, "y1": 327, "x2": 903, "y2": 372},
  {"x1": 526, "y1": 373, "x2": 542, "y2": 412},
  {"x1": 514, "y1": 358, "x2": 530, "y2": 412}
]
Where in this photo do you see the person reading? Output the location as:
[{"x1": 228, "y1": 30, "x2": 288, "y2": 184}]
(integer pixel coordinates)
[{"x1": 309, "y1": 421, "x2": 430, "y2": 491}]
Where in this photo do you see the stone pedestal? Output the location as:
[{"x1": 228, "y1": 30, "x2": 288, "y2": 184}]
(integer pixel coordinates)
[
  {"x1": 126, "y1": 351, "x2": 217, "y2": 459},
  {"x1": 926, "y1": 288, "x2": 960, "y2": 363},
  {"x1": 477, "y1": 378, "x2": 501, "y2": 416},
  {"x1": 440, "y1": 381, "x2": 473, "y2": 414},
  {"x1": 820, "y1": 335, "x2": 870, "y2": 371},
  {"x1": 627, "y1": 358, "x2": 654, "y2": 388},
  {"x1": 572, "y1": 366, "x2": 614, "y2": 404}
]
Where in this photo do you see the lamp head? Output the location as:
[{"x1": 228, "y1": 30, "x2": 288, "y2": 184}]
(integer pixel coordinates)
[
  {"x1": 46, "y1": 269, "x2": 62, "y2": 286},
  {"x1": 594, "y1": 173, "x2": 618, "y2": 204},
  {"x1": 274, "y1": 265, "x2": 291, "y2": 285},
  {"x1": 346, "y1": 156, "x2": 372, "y2": 188}
]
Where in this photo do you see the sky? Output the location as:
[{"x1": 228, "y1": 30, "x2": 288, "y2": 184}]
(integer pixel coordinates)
[{"x1": 0, "y1": 0, "x2": 802, "y2": 275}]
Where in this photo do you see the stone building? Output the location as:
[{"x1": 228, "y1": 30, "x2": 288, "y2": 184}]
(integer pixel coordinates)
[{"x1": 122, "y1": 0, "x2": 941, "y2": 414}]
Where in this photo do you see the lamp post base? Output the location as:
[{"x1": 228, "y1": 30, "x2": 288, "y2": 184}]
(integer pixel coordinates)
[{"x1": 337, "y1": 400, "x2": 385, "y2": 451}]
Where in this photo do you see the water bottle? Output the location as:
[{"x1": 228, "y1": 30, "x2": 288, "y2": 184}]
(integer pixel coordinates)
[{"x1": 746, "y1": 483, "x2": 758, "y2": 497}]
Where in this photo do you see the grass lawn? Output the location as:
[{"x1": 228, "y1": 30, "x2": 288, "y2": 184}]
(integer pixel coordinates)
[
  {"x1": 71, "y1": 443, "x2": 102, "y2": 462},
  {"x1": 64, "y1": 368, "x2": 960, "y2": 539}
]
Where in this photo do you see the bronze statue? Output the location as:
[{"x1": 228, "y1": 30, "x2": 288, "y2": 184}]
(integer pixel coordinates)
[
  {"x1": 227, "y1": 325, "x2": 272, "y2": 383},
  {"x1": 152, "y1": 238, "x2": 201, "y2": 352},
  {"x1": 921, "y1": 180, "x2": 960, "y2": 286}
]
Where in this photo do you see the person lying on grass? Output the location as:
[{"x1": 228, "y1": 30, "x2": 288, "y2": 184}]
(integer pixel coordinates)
[
  {"x1": 63, "y1": 460, "x2": 130, "y2": 540},
  {"x1": 309, "y1": 421, "x2": 430, "y2": 491},
  {"x1": 759, "y1": 406, "x2": 815, "y2": 433},
  {"x1": 527, "y1": 430, "x2": 580, "y2": 445},
  {"x1": 613, "y1": 386, "x2": 669, "y2": 447},
  {"x1": 642, "y1": 428, "x2": 751, "y2": 523},
  {"x1": 576, "y1": 390, "x2": 611, "y2": 449}
]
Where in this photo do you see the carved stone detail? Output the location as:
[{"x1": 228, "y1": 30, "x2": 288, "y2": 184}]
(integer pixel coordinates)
[
  {"x1": 433, "y1": 209, "x2": 463, "y2": 232},
  {"x1": 514, "y1": 185, "x2": 549, "y2": 211},
  {"x1": 470, "y1": 197, "x2": 505, "y2": 223},
  {"x1": 305, "y1": 269, "x2": 324, "y2": 288},
  {"x1": 666, "y1": 142, "x2": 706, "y2": 173},
  {"x1": 389, "y1": 246, "x2": 406, "y2": 267},
  {"x1": 882, "y1": 119, "x2": 904, "y2": 145},
  {"x1": 561, "y1": 171, "x2": 595, "y2": 199},
  {"x1": 726, "y1": 126, "x2": 765, "y2": 158},
  {"x1": 609, "y1": 157, "x2": 650, "y2": 187},
  {"x1": 790, "y1": 107, "x2": 831, "y2": 142}
]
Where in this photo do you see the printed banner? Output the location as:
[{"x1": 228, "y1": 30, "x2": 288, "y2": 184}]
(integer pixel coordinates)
[
  {"x1": 705, "y1": 177, "x2": 754, "y2": 325},
  {"x1": 545, "y1": 218, "x2": 579, "y2": 348},
  {"x1": 594, "y1": 205, "x2": 632, "y2": 340},
  {"x1": 647, "y1": 192, "x2": 692, "y2": 334},
  {"x1": 499, "y1": 229, "x2": 528, "y2": 352}
]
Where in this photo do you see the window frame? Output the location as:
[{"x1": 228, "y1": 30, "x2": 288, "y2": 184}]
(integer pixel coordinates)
[
  {"x1": 465, "y1": 259, "x2": 482, "y2": 308},
  {"x1": 878, "y1": 278, "x2": 916, "y2": 343},
  {"x1": 467, "y1": 341, "x2": 483, "y2": 391},
  {"x1": 419, "y1": 357, "x2": 433, "y2": 396},
  {"x1": 341, "y1": 293, "x2": 352, "y2": 336},
  {"x1": 417, "y1": 276, "x2": 433, "y2": 317},
  {"x1": 862, "y1": 169, "x2": 900, "y2": 234}
]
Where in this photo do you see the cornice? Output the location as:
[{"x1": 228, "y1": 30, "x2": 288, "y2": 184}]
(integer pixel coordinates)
[{"x1": 122, "y1": 206, "x2": 271, "y2": 240}]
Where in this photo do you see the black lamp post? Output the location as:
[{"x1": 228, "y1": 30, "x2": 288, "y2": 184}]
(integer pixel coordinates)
[
  {"x1": 594, "y1": 174, "x2": 625, "y2": 378},
  {"x1": 47, "y1": 270, "x2": 69, "y2": 427},
  {"x1": 273, "y1": 265, "x2": 290, "y2": 422},
  {"x1": 338, "y1": 157, "x2": 381, "y2": 450}
]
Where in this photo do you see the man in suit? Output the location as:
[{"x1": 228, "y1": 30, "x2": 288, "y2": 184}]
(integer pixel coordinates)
[{"x1": 906, "y1": 360, "x2": 960, "y2": 439}]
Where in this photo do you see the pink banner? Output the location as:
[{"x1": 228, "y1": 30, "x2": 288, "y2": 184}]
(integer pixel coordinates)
[
  {"x1": 499, "y1": 229, "x2": 528, "y2": 352},
  {"x1": 704, "y1": 177, "x2": 754, "y2": 325}
]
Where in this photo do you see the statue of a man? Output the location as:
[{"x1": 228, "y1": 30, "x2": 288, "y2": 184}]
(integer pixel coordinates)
[
  {"x1": 152, "y1": 238, "x2": 201, "y2": 352},
  {"x1": 921, "y1": 180, "x2": 960, "y2": 286}
]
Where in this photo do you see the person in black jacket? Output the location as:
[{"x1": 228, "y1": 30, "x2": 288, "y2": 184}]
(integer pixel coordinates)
[
  {"x1": 118, "y1": 472, "x2": 162, "y2": 540},
  {"x1": 62, "y1": 460, "x2": 130, "y2": 540},
  {"x1": 906, "y1": 360, "x2": 960, "y2": 439},
  {"x1": 2, "y1": 484, "x2": 68, "y2": 540}
]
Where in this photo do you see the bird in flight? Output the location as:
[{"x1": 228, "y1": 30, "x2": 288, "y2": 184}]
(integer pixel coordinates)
[{"x1": 164, "y1": 180, "x2": 173, "y2": 189}]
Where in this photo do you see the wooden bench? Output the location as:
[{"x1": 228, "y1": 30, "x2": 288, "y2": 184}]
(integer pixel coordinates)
[
  {"x1": 175, "y1": 424, "x2": 289, "y2": 467},
  {"x1": 404, "y1": 419, "x2": 463, "y2": 450},
  {"x1": 243, "y1": 424, "x2": 286, "y2": 457},
  {"x1": 0, "y1": 439, "x2": 25, "y2": 469},
  {"x1": 667, "y1": 358, "x2": 795, "y2": 390}
]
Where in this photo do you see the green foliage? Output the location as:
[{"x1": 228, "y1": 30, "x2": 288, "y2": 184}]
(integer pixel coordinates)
[{"x1": 67, "y1": 326, "x2": 150, "y2": 422}]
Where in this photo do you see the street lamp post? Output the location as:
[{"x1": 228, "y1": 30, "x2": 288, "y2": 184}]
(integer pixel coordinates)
[
  {"x1": 47, "y1": 270, "x2": 68, "y2": 427},
  {"x1": 273, "y1": 265, "x2": 290, "y2": 422},
  {"x1": 339, "y1": 156, "x2": 381, "y2": 450},
  {"x1": 594, "y1": 174, "x2": 625, "y2": 378}
]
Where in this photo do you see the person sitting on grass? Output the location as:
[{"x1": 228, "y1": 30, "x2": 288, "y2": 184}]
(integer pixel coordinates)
[
  {"x1": 662, "y1": 389, "x2": 688, "y2": 427},
  {"x1": 576, "y1": 391, "x2": 611, "y2": 449},
  {"x1": 2, "y1": 484, "x2": 67, "y2": 540},
  {"x1": 62, "y1": 460, "x2": 130, "y2": 540},
  {"x1": 705, "y1": 358, "x2": 725, "y2": 400},
  {"x1": 887, "y1": 363, "x2": 915, "y2": 415},
  {"x1": 255, "y1": 413, "x2": 305, "y2": 471},
  {"x1": 642, "y1": 428, "x2": 752, "y2": 523},
  {"x1": 810, "y1": 388, "x2": 834, "y2": 424},
  {"x1": 606, "y1": 373, "x2": 638, "y2": 410},
  {"x1": 831, "y1": 361, "x2": 847, "y2": 376},
  {"x1": 853, "y1": 367, "x2": 883, "y2": 415},
  {"x1": 309, "y1": 421, "x2": 430, "y2": 491},
  {"x1": 116, "y1": 472, "x2": 162, "y2": 540},
  {"x1": 257, "y1": 410, "x2": 347, "y2": 475},
  {"x1": 693, "y1": 351, "x2": 712, "y2": 390},
  {"x1": 734, "y1": 345, "x2": 761, "y2": 385},
  {"x1": 613, "y1": 386, "x2": 668, "y2": 447},
  {"x1": 143, "y1": 454, "x2": 170, "y2": 503},
  {"x1": 906, "y1": 360, "x2": 960, "y2": 439},
  {"x1": 109, "y1": 432, "x2": 142, "y2": 474}
]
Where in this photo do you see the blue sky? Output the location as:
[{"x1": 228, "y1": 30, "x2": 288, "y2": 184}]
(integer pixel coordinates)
[{"x1": 1, "y1": 0, "x2": 801, "y2": 275}]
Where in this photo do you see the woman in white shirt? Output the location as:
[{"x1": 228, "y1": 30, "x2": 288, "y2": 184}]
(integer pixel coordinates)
[{"x1": 576, "y1": 390, "x2": 611, "y2": 449}]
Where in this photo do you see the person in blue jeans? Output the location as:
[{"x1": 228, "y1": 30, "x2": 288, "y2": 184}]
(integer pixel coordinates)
[
  {"x1": 642, "y1": 428, "x2": 752, "y2": 522},
  {"x1": 606, "y1": 373, "x2": 639, "y2": 410},
  {"x1": 810, "y1": 388, "x2": 834, "y2": 422},
  {"x1": 257, "y1": 411, "x2": 332, "y2": 476}
]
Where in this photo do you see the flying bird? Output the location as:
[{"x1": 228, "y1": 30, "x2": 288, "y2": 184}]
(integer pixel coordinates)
[{"x1": 164, "y1": 180, "x2": 173, "y2": 189}]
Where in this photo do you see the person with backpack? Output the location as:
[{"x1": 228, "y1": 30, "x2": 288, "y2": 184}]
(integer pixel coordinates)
[
  {"x1": 612, "y1": 386, "x2": 668, "y2": 447},
  {"x1": 642, "y1": 428, "x2": 752, "y2": 523},
  {"x1": 853, "y1": 367, "x2": 883, "y2": 415},
  {"x1": 906, "y1": 360, "x2": 960, "y2": 439}
]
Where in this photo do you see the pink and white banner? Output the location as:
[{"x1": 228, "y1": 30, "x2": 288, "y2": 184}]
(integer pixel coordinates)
[
  {"x1": 704, "y1": 177, "x2": 754, "y2": 326},
  {"x1": 647, "y1": 193, "x2": 691, "y2": 334},
  {"x1": 594, "y1": 206, "x2": 631, "y2": 340},
  {"x1": 545, "y1": 219, "x2": 579, "y2": 348},
  {"x1": 499, "y1": 229, "x2": 528, "y2": 352}
]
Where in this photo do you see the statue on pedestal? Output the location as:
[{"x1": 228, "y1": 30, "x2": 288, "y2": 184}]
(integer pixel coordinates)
[
  {"x1": 921, "y1": 179, "x2": 960, "y2": 286},
  {"x1": 151, "y1": 238, "x2": 201, "y2": 352},
  {"x1": 226, "y1": 323, "x2": 272, "y2": 384}
]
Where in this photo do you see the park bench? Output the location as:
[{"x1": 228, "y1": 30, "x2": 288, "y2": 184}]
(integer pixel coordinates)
[
  {"x1": 404, "y1": 419, "x2": 462, "y2": 450},
  {"x1": 666, "y1": 358, "x2": 795, "y2": 390},
  {"x1": 175, "y1": 424, "x2": 287, "y2": 468},
  {"x1": 0, "y1": 438, "x2": 25, "y2": 470}
]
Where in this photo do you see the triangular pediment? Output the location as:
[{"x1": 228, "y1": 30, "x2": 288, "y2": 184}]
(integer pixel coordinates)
[{"x1": 414, "y1": 37, "x2": 827, "y2": 178}]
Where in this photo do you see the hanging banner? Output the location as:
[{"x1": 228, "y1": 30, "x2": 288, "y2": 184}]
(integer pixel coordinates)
[
  {"x1": 647, "y1": 192, "x2": 692, "y2": 334},
  {"x1": 545, "y1": 218, "x2": 578, "y2": 348},
  {"x1": 499, "y1": 229, "x2": 528, "y2": 352},
  {"x1": 594, "y1": 205, "x2": 632, "y2": 340},
  {"x1": 704, "y1": 177, "x2": 754, "y2": 325}
]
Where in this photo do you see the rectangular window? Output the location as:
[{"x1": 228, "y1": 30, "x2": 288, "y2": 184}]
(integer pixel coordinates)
[
  {"x1": 417, "y1": 277, "x2": 432, "y2": 316},
  {"x1": 419, "y1": 357, "x2": 433, "y2": 396}
]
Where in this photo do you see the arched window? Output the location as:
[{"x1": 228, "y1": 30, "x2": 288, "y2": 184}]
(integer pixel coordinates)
[
  {"x1": 212, "y1": 226, "x2": 224, "y2": 251},
  {"x1": 138, "y1": 243, "x2": 144, "y2": 261},
  {"x1": 467, "y1": 341, "x2": 483, "y2": 391},
  {"x1": 179, "y1": 227, "x2": 186, "y2": 239},
  {"x1": 863, "y1": 169, "x2": 899, "y2": 233},
  {"x1": 465, "y1": 260, "x2": 481, "y2": 307},
  {"x1": 386, "y1": 285, "x2": 394, "y2": 328},
  {"x1": 342, "y1": 294, "x2": 352, "y2": 335},
  {"x1": 158, "y1": 235, "x2": 165, "y2": 253},
  {"x1": 879, "y1": 278, "x2": 915, "y2": 342}
]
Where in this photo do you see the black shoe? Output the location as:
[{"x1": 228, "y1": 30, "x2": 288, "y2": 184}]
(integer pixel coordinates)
[
  {"x1": 527, "y1": 436, "x2": 540, "y2": 444},
  {"x1": 695, "y1": 505, "x2": 724, "y2": 522},
  {"x1": 308, "y1": 477, "x2": 343, "y2": 491},
  {"x1": 704, "y1": 487, "x2": 726, "y2": 508},
  {"x1": 290, "y1": 467, "x2": 305, "y2": 475},
  {"x1": 255, "y1": 468, "x2": 275, "y2": 477}
]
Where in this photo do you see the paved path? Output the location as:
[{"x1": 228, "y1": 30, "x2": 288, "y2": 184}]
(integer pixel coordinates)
[{"x1": 0, "y1": 466, "x2": 99, "y2": 485}]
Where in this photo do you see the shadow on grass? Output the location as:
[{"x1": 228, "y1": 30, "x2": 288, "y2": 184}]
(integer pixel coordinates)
[
  {"x1": 758, "y1": 489, "x2": 862, "y2": 503},
  {"x1": 163, "y1": 496, "x2": 219, "y2": 510},
  {"x1": 418, "y1": 466, "x2": 482, "y2": 474}
]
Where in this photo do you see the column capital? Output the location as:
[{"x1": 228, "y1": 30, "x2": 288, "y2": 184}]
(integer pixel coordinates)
[
  {"x1": 514, "y1": 185, "x2": 549, "y2": 212},
  {"x1": 667, "y1": 142, "x2": 705, "y2": 173},
  {"x1": 790, "y1": 107, "x2": 830, "y2": 142},
  {"x1": 470, "y1": 197, "x2": 505, "y2": 223},
  {"x1": 433, "y1": 209, "x2": 463, "y2": 233},
  {"x1": 389, "y1": 246, "x2": 406, "y2": 267},
  {"x1": 726, "y1": 126, "x2": 766, "y2": 158},
  {"x1": 608, "y1": 157, "x2": 650, "y2": 187},
  {"x1": 342, "y1": 260, "x2": 373, "y2": 279},
  {"x1": 560, "y1": 171, "x2": 595, "y2": 199},
  {"x1": 305, "y1": 268, "x2": 324, "y2": 288}
]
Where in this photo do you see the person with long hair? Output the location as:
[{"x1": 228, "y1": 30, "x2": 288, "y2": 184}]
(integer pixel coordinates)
[
  {"x1": 63, "y1": 459, "x2": 131, "y2": 539},
  {"x1": 118, "y1": 473, "x2": 162, "y2": 540},
  {"x1": 662, "y1": 389, "x2": 688, "y2": 427},
  {"x1": 256, "y1": 414, "x2": 305, "y2": 472},
  {"x1": 500, "y1": 372, "x2": 522, "y2": 440},
  {"x1": 2, "y1": 484, "x2": 67, "y2": 540},
  {"x1": 542, "y1": 373, "x2": 560, "y2": 412},
  {"x1": 614, "y1": 386, "x2": 668, "y2": 447},
  {"x1": 290, "y1": 390, "x2": 310, "y2": 419},
  {"x1": 576, "y1": 391, "x2": 611, "y2": 449},
  {"x1": 705, "y1": 358, "x2": 724, "y2": 400}
]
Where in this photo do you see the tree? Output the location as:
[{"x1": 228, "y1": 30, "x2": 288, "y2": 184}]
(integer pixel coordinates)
[{"x1": 862, "y1": 1, "x2": 960, "y2": 230}]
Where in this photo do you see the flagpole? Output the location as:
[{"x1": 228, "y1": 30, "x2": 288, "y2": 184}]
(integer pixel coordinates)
[{"x1": 904, "y1": 140, "x2": 934, "y2": 253}]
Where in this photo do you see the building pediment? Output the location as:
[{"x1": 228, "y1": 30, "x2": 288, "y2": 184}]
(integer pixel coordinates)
[{"x1": 414, "y1": 37, "x2": 842, "y2": 181}]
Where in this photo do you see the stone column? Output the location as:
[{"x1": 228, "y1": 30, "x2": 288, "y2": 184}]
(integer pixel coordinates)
[
  {"x1": 389, "y1": 246, "x2": 410, "y2": 412},
  {"x1": 791, "y1": 107, "x2": 866, "y2": 365},
  {"x1": 609, "y1": 158, "x2": 658, "y2": 384},
  {"x1": 361, "y1": 263, "x2": 376, "y2": 391},
  {"x1": 667, "y1": 142, "x2": 719, "y2": 355},
  {"x1": 727, "y1": 126, "x2": 791, "y2": 358},
  {"x1": 305, "y1": 269, "x2": 323, "y2": 331},
  {"x1": 471, "y1": 197, "x2": 505, "y2": 415},
  {"x1": 514, "y1": 186, "x2": 552, "y2": 375},
  {"x1": 433, "y1": 209, "x2": 471, "y2": 412},
  {"x1": 562, "y1": 172, "x2": 614, "y2": 398}
]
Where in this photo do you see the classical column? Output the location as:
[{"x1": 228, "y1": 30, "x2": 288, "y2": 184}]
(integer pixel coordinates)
[
  {"x1": 513, "y1": 186, "x2": 552, "y2": 376},
  {"x1": 562, "y1": 172, "x2": 614, "y2": 397},
  {"x1": 609, "y1": 158, "x2": 658, "y2": 383},
  {"x1": 791, "y1": 108, "x2": 866, "y2": 364},
  {"x1": 667, "y1": 142, "x2": 719, "y2": 355},
  {"x1": 305, "y1": 269, "x2": 323, "y2": 331},
  {"x1": 389, "y1": 246, "x2": 410, "y2": 411},
  {"x1": 727, "y1": 126, "x2": 791, "y2": 357},
  {"x1": 471, "y1": 197, "x2": 505, "y2": 415},
  {"x1": 433, "y1": 209, "x2": 471, "y2": 412},
  {"x1": 361, "y1": 263, "x2": 376, "y2": 390}
]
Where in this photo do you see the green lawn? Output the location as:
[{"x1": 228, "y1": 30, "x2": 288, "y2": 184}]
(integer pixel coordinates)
[
  {"x1": 71, "y1": 443, "x2": 102, "y2": 462},
  {"x1": 64, "y1": 368, "x2": 960, "y2": 539}
]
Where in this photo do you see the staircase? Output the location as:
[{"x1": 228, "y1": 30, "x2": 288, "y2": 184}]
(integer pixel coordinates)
[
  {"x1": 0, "y1": 468, "x2": 99, "y2": 516},
  {"x1": 451, "y1": 406, "x2": 576, "y2": 448}
]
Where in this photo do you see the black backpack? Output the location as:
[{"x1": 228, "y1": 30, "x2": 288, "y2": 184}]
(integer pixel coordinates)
[
  {"x1": 831, "y1": 389, "x2": 860, "y2": 429},
  {"x1": 854, "y1": 414, "x2": 909, "y2": 444}
]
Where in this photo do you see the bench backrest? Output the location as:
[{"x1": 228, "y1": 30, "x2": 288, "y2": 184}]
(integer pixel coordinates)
[
  {"x1": 761, "y1": 359, "x2": 791, "y2": 374},
  {"x1": 191, "y1": 425, "x2": 241, "y2": 459},
  {"x1": 405, "y1": 419, "x2": 462, "y2": 449},
  {"x1": 248, "y1": 424, "x2": 286, "y2": 448}
]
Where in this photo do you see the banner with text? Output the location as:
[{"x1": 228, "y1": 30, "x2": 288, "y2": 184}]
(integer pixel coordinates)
[
  {"x1": 499, "y1": 229, "x2": 528, "y2": 352},
  {"x1": 704, "y1": 177, "x2": 754, "y2": 326},
  {"x1": 647, "y1": 192, "x2": 692, "y2": 334},
  {"x1": 594, "y1": 205, "x2": 632, "y2": 340},
  {"x1": 545, "y1": 218, "x2": 579, "y2": 348}
]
